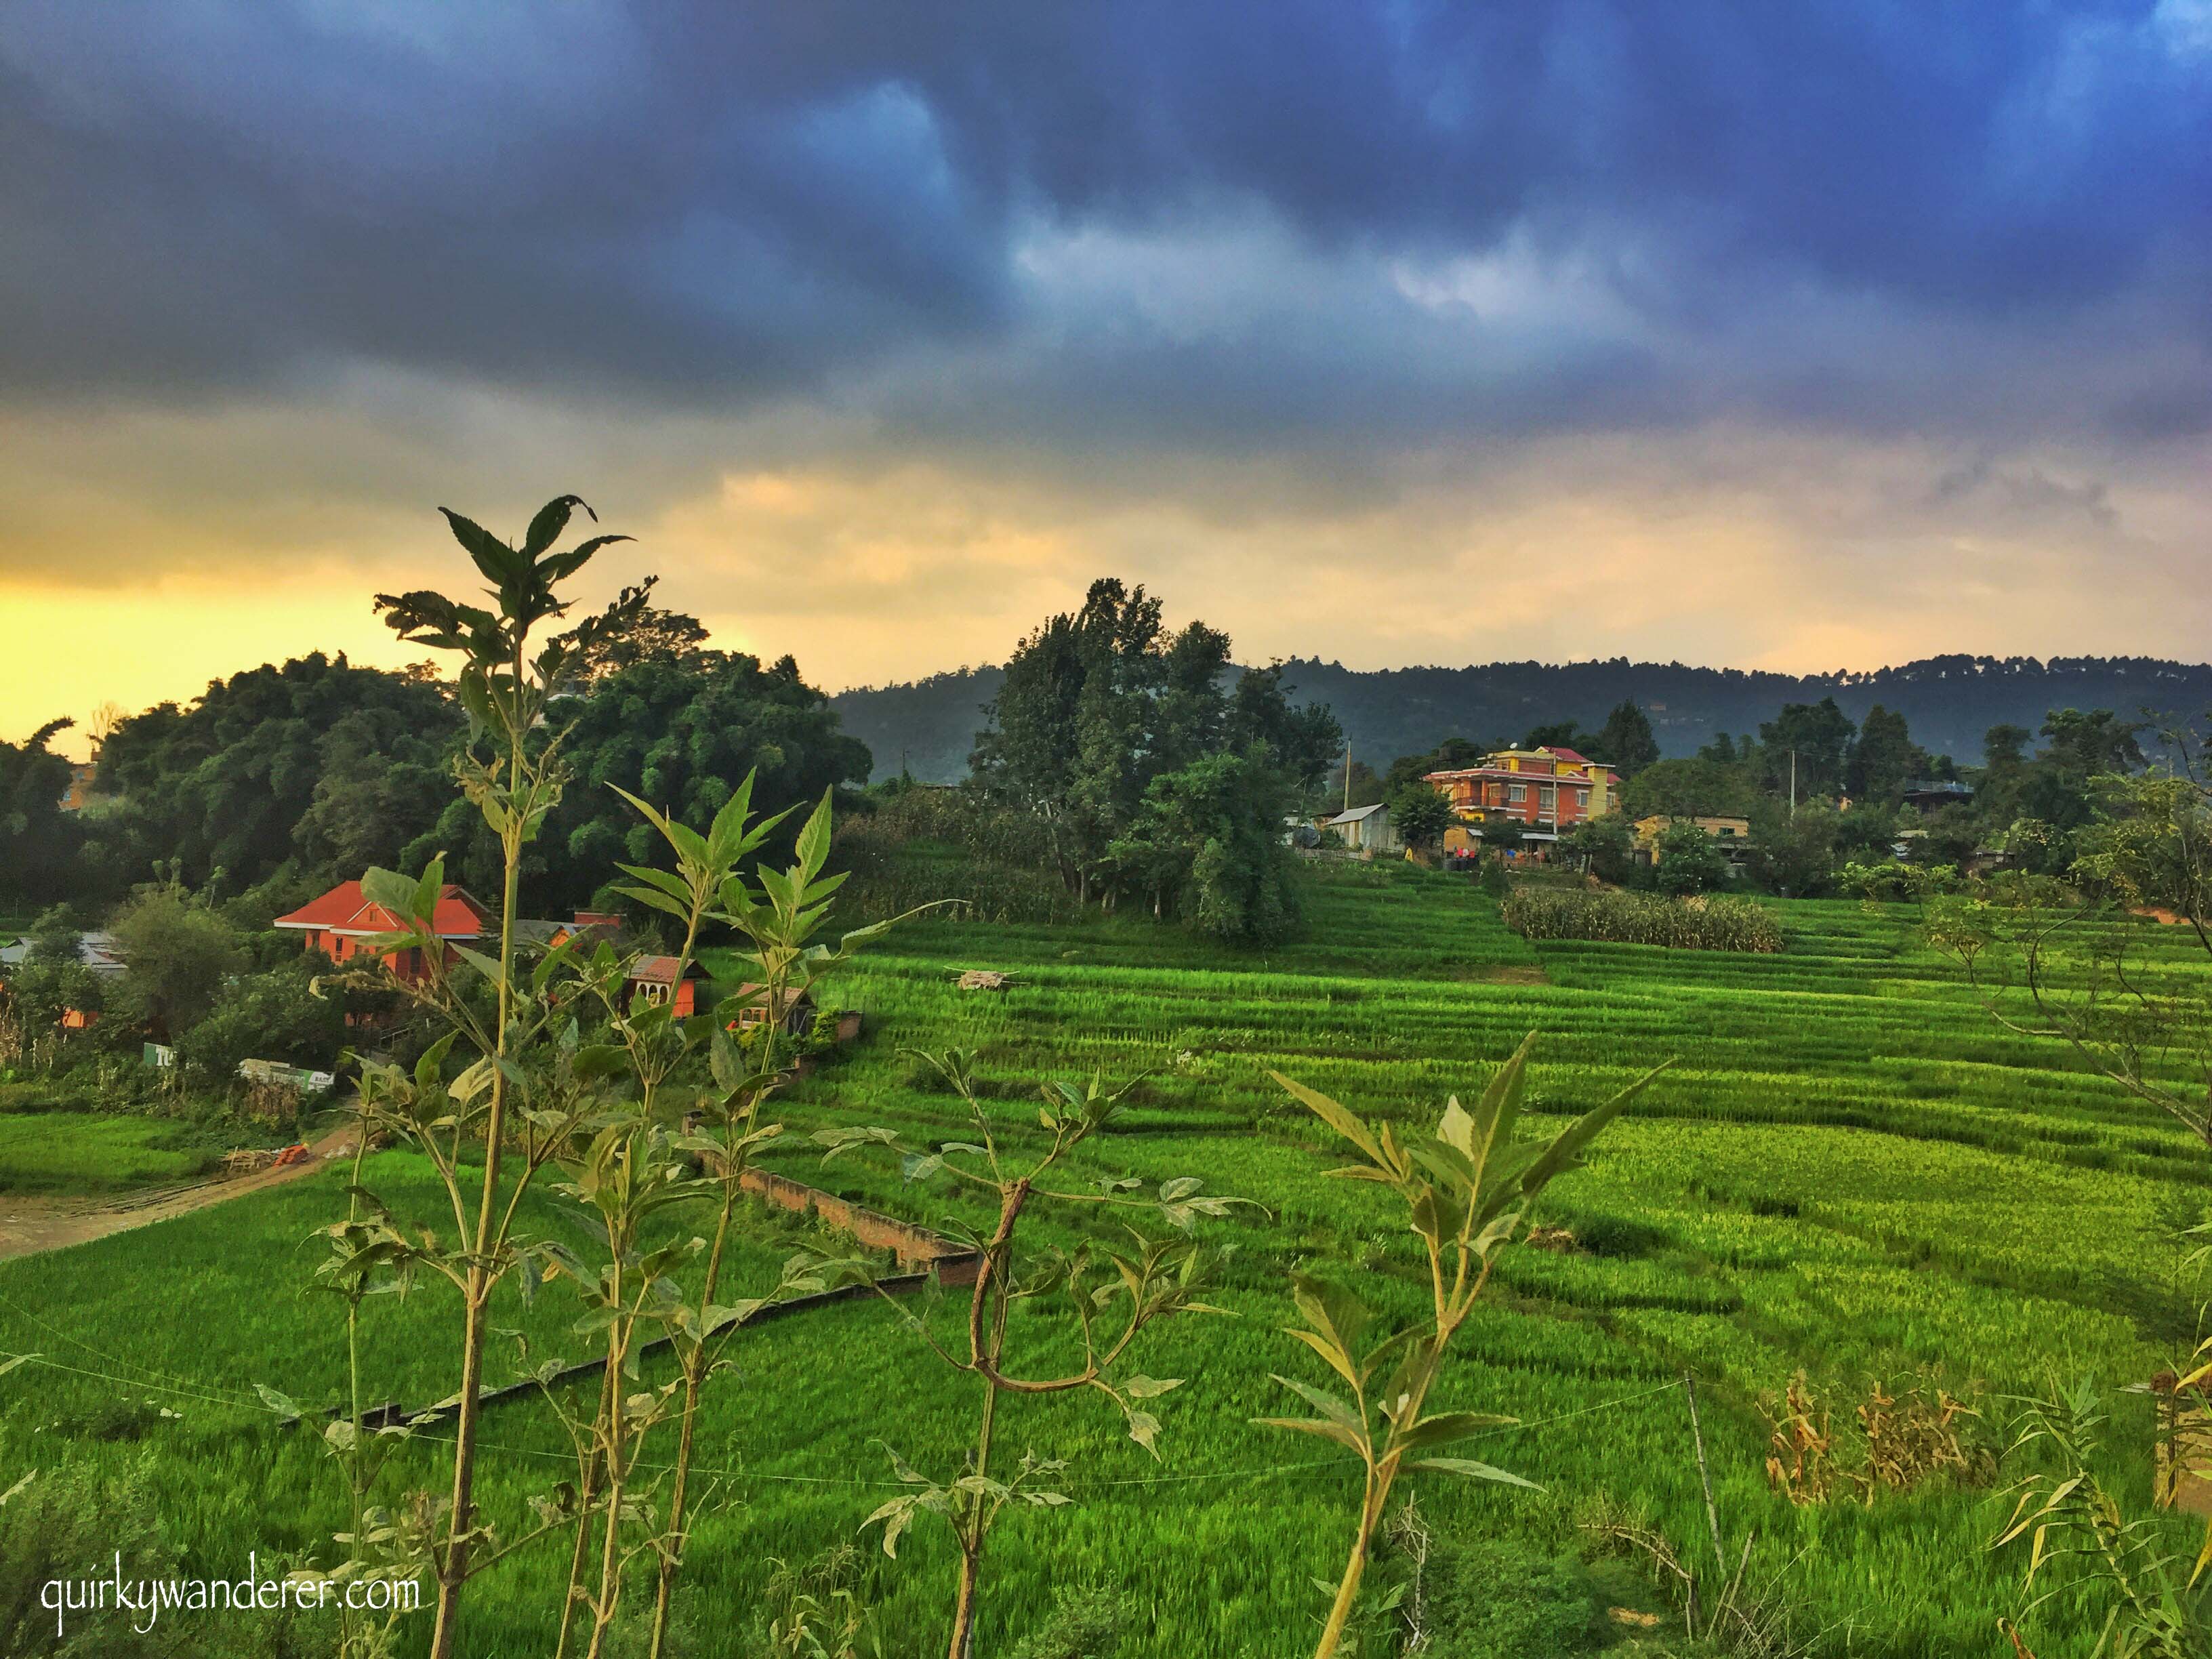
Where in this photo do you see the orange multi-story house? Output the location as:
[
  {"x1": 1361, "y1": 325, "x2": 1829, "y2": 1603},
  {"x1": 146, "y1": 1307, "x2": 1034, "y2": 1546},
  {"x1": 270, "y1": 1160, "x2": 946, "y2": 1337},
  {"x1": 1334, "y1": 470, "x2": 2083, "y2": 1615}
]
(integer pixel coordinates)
[
  {"x1": 1425, "y1": 745, "x2": 1621, "y2": 848},
  {"x1": 274, "y1": 880, "x2": 495, "y2": 985},
  {"x1": 276, "y1": 882, "x2": 690, "y2": 1008}
]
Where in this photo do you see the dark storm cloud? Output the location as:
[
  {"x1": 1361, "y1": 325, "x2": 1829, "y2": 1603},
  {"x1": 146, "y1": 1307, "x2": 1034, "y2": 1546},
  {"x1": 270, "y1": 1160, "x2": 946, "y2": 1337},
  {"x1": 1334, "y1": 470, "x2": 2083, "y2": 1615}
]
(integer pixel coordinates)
[{"x1": 1, "y1": 0, "x2": 2207, "y2": 441}]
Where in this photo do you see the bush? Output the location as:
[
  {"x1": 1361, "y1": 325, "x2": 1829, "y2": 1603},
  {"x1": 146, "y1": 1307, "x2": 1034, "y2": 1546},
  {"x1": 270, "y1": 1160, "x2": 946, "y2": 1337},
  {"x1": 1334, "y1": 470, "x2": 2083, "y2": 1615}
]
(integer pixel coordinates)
[
  {"x1": 1652, "y1": 821, "x2": 1732, "y2": 895},
  {"x1": 1421, "y1": 1539, "x2": 1610, "y2": 1658},
  {"x1": 1502, "y1": 888, "x2": 1782, "y2": 951},
  {"x1": 1008, "y1": 1585, "x2": 1142, "y2": 1659},
  {"x1": 0, "y1": 1458, "x2": 311, "y2": 1656},
  {"x1": 171, "y1": 958, "x2": 344, "y2": 1088}
]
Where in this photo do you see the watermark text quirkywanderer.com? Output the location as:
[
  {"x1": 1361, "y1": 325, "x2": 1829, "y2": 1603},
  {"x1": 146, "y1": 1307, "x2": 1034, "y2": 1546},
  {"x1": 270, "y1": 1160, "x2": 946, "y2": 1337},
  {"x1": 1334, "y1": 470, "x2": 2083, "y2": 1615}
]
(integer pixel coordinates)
[{"x1": 41, "y1": 1553, "x2": 419, "y2": 1638}]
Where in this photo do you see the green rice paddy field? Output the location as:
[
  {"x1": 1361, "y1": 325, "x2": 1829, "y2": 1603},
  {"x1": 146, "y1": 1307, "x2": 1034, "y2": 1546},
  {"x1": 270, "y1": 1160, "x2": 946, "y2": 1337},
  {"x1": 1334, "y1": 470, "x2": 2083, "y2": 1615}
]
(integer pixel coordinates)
[{"x1": 4, "y1": 863, "x2": 2210, "y2": 1656}]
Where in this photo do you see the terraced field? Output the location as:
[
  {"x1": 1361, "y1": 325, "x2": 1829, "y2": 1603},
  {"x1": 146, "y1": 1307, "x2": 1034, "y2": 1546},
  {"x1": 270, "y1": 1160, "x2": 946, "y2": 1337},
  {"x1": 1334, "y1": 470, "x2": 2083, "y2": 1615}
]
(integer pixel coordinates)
[{"x1": 3, "y1": 864, "x2": 2206, "y2": 1656}]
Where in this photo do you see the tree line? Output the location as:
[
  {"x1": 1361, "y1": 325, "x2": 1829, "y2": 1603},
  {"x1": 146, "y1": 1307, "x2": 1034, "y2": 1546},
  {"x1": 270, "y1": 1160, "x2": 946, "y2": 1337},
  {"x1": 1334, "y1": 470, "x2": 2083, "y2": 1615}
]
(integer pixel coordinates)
[{"x1": 0, "y1": 615, "x2": 870, "y2": 927}]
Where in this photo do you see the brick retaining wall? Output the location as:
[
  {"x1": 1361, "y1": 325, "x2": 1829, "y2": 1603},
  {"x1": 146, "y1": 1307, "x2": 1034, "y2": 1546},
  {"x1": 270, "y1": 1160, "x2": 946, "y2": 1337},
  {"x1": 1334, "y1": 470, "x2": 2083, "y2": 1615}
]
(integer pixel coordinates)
[{"x1": 739, "y1": 1166, "x2": 981, "y2": 1286}]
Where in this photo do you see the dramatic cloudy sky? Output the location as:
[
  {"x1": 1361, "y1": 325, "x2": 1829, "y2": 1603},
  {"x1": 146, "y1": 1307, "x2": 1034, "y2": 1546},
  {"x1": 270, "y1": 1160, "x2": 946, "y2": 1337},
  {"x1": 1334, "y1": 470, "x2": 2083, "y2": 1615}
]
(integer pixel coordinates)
[{"x1": 4, "y1": 1, "x2": 2209, "y2": 751}]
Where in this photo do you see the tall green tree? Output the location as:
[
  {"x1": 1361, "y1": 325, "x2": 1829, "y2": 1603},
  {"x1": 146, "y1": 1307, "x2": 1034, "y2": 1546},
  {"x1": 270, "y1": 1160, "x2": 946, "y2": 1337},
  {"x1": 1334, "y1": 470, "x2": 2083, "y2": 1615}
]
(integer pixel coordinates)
[
  {"x1": 973, "y1": 578, "x2": 1341, "y2": 920},
  {"x1": 1759, "y1": 697, "x2": 1857, "y2": 800},
  {"x1": 106, "y1": 884, "x2": 247, "y2": 1040},
  {"x1": 1620, "y1": 756, "x2": 1757, "y2": 821},
  {"x1": 1561, "y1": 813, "x2": 1635, "y2": 882},
  {"x1": 548, "y1": 601, "x2": 712, "y2": 688},
  {"x1": 1387, "y1": 781, "x2": 1454, "y2": 853},
  {"x1": 1746, "y1": 801, "x2": 1841, "y2": 897},
  {"x1": 1108, "y1": 751, "x2": 1303, "y2": 943},
  {"x1": 1595, "y1": 700, "x2": 1660, "y2": 776},
  {"x1": 2040, "y1": 708, "x2": 2146, "y2": 783},
  {"x1": 1521, "y1": 720, "x2": 1593, "y2": 753},
  {"x1": 1385, "y1": 736, "x2": 1486, "y2": 795},
  {"x1": 0, "y1": 718, "x2": 79, "y2": 905},
  {"x1": 1845, "y1": 704, "x2": 1929, "y2": 803}
]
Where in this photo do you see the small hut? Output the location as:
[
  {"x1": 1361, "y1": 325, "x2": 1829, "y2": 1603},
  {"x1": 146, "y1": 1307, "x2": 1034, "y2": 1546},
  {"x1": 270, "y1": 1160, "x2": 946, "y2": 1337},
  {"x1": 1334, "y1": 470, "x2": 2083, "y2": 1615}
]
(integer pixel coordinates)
[
  {"x1": 627, "y1": 956, "x2": 709, "y2": 1017},
  {"x1": 726, "y1": 983, "x2": 817, "y2": 1037}
]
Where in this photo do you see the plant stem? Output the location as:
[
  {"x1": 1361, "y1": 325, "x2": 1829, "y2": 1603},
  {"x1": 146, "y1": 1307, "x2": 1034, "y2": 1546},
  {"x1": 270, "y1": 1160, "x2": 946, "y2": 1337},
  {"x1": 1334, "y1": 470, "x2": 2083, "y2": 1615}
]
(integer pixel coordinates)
[
  {"x1": 428, "y1": 763, "x2": 523, "y2": 1659},
  {"x1": 947, "y1": 1295, "x2": 1007, "y2": 1659},
  {"x1": 341, "y1": 1116, "x2": 369, "y2": 1656},
  {"x1": 585, "y1": 1261, "x2": 632, "y2": 1659},
  {"x1": 554, "y1": 1435, "x2": 605, "y2": 1659},
  {"x1": 1313, "y1": 1494, "x2": 1380, "y2": 1659},
  {"x1": 650, "y1": 1172, "x2": 739, "y2": 1659}
]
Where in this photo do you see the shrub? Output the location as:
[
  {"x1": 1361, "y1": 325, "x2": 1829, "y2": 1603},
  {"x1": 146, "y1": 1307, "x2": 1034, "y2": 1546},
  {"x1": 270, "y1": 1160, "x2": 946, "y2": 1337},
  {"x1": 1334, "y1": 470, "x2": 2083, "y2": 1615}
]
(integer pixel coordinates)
[
  {"x1": 1502, "y1": 888, "x2": 1782, "y2": 951},
  {"x1": 1652, "y1": 821, "x2": 1732, "y2": 895},
  {"x1": 0, "y1": 1458, "x2": 308, "y2": 1656},
  {"x1": 172, "y1": 958, "x2": 344, "y2": 1088},
  {"x1": 1008, "y1": 1584, "x2": 1143, "y2": 1659},
  {"x1": 1421, "y1": 1539, "x2": 1610, "y2": 1658}
]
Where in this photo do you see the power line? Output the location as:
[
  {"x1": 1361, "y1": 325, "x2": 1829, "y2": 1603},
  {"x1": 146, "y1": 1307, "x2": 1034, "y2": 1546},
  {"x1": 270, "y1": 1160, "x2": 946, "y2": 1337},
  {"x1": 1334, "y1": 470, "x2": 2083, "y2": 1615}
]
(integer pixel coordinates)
[{"x1": 1, "y1": 1351, "x2": 1682, "y2": 1495}]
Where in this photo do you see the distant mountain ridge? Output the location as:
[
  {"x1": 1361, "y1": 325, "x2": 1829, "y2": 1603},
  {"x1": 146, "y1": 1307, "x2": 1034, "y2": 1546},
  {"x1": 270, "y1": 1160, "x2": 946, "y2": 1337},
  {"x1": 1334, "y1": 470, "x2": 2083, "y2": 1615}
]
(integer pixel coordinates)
[{"x1": 828, "y1": 655, "x2": 2212, "y2": 783}]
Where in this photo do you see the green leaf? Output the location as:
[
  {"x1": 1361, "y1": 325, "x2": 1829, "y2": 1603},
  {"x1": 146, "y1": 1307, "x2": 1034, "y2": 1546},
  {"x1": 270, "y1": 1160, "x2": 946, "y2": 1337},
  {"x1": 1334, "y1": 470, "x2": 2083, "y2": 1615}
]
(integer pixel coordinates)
[
  {"x1": 441, "y1": 508, "x2": 523, "y2": 588},
  {"x1": 1126, "y1": 1410, "x2": 1164, "y2": 1456},
  {"x1": 1393, "y1": 1410, "x2": 1517, "y2": 1454},
  {"x1": 255, "y1": 1384, "x2": 304, "y2": 1422},
  {"x1": 1288, "y1": 1273, "x2": 1372, "y2": 1382},
  {"x1": 1271, "y1": 1373, "x2": 1365, "y2": 1436},
  {"x1": 523, "y1": 494, "x2": 590, "y2": 557},
  {"x1": 1254, "y1": 1415, "x2": 1366, "y2": 1453},
  {"x1": 610, "y1": 884, "x2": 691, "y2": 922},
  {"x1": 1515, "y1": 1058, "x2": 1672, "y2": 1201},
  {"x1": 1469, "y1": 1032, "x2": 1538, "y2": 1181},
  {"x1": 1271, "y1": 1071, "x2": 1387, "y2": 1168},
  {"x1": 360, "y1": 865, "x2": 420, "y2": 919},
  {"x1": 1438, "y1": 1096, "x2": 1477, "y2": 1159},
  {"x1": 537, "y1": 534, "x2": 632, "y2": 583},
  {"x1": 794, "y1": 790, "x2": 834, "y2": 880},
  {"x1": 452, "y1": 944, "x2": 506, "y2": 987},
  {"x1": 1405, "y1": 1456, "x2": 1540, "y2": 1490}
]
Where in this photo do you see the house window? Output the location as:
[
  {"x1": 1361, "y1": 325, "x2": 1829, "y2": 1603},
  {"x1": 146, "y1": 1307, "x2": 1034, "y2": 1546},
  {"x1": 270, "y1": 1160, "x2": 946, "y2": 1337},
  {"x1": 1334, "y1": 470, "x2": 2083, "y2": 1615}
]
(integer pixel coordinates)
[
  {"x1": 640, "y1": 981, "x2": 669, "y2": 1005},
  {"x1": 1575, "y1": 788, "x2": 1589, "y2": 806},
  {"x1": 1507, "y1": 783, "x2": 1525, "y2": 803}
]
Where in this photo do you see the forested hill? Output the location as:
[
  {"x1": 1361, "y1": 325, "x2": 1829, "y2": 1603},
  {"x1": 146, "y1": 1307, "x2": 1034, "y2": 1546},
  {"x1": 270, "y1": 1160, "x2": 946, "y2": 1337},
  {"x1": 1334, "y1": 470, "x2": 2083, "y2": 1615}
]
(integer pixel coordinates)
[{"x1": 830, "y1": 655, "x2": 2212, "y2": 782}]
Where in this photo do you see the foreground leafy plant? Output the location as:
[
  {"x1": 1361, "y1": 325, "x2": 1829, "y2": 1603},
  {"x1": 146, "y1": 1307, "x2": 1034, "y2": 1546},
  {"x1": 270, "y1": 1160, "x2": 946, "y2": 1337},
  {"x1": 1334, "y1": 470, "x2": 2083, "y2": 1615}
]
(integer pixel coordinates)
[
  {"x1": 819, "y1": 1052, "x2": 1236, "y2": 1658},
  {"x1": 1994, "y1": 1380, "x2": 2209, "y2": 1659},
  {"x1": 335, "y1": 495, "x2": 646, "y2": 1658},
  {"x1": 596, "y1": 779, "x2": 920, "y2": 1659},
  {"x1": 1266, "y1": 1032, "x2": 1667, "y2": 1659}
]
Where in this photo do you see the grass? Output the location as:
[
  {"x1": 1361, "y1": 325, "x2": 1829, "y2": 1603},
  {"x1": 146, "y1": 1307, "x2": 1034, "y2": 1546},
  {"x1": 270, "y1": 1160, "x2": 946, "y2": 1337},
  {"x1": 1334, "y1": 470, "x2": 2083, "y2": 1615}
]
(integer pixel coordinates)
[
  {"x1": 1, "y1": 862, "x2": 2207, "y2": 1655},
  {"x1": 0, "y1": 1111, "x2": 219, "y2": 1193}
]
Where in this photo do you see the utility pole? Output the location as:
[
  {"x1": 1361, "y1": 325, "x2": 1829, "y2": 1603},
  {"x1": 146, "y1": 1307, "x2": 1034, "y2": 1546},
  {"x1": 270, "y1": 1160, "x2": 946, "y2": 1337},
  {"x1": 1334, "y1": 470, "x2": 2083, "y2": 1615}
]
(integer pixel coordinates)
[
  {"x1": 1789, "y1": 750, "x2": 1797, "y2": 819},
  {"x1": 1344, "y1": 745, "x2": 1352, "y2": 813}
]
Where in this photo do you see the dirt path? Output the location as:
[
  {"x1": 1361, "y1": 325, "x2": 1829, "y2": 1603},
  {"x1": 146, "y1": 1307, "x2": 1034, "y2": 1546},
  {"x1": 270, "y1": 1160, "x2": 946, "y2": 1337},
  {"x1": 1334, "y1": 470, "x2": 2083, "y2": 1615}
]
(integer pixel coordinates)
[{"x1": 0, "y1": 1126, "x2": 357, "y2": 1263}]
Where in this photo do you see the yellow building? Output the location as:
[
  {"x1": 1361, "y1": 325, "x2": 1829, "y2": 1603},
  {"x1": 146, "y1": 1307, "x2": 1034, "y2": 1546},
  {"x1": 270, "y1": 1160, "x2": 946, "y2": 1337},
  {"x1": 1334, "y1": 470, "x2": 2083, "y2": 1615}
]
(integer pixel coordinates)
[{"x1": 1633, "y1": 815, "x2": 1752, "y2": 866}]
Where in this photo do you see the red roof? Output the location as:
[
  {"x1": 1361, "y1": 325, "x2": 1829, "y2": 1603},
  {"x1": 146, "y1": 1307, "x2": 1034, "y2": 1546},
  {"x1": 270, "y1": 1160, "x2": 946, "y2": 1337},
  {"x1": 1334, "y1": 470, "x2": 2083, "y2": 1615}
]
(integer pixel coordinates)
[
  {"x1": 273, "y1": 880, "x2": 491, "y2": 939},
  {"x1": 627, "y1": 954, "x2": 705, "y2": 985},
  {"x1": 1541, "y1": 746, "x2": 1593, "y2": 764}
]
